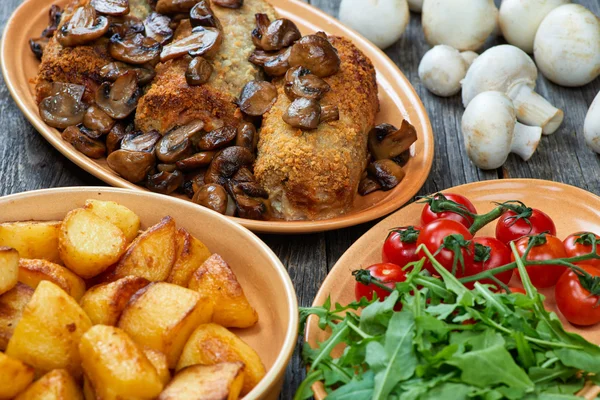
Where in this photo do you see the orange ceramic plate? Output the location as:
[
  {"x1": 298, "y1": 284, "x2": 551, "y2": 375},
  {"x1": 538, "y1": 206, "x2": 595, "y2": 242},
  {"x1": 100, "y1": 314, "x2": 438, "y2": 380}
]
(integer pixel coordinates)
[
  {"x1": 306, "y1": 179, "x2": 600, "y2": 399},
  {"x1": 0, "y1": 0, "x2": 433, "y2": 234}
]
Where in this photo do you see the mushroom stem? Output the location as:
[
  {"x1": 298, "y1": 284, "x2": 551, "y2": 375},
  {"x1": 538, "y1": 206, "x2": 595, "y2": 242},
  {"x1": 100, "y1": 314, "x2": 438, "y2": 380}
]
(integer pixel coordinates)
[
  {"x1": 507, "y1": 84, "x2": 564, "y2": 135},
  {"x1": 511, "y1": 122, "x2": 542, "y2": 161}
]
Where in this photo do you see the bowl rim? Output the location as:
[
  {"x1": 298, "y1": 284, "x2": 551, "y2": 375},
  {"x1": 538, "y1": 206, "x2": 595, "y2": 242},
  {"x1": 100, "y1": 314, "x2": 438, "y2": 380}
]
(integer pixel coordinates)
[{"x1": 0, "y1": 186, "x2": 300, "y2": 400}]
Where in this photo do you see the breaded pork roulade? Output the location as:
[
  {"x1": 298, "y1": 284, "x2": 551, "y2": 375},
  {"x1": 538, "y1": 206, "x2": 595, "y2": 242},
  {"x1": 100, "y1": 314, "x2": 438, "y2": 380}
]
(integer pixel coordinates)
[{"x1": 254, "y1": 36, "x2": 379, "y2": 221}]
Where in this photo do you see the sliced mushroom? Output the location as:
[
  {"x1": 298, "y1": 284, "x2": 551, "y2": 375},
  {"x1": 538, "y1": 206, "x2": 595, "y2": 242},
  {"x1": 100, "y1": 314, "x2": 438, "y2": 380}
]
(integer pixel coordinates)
[
  {"x1": 61, "y1": 125, "x2": 107, "y2": 158},
  {"x1": 106, "y1": 122, "x2": 127, "y2": 154},
  {"x1": 56, "y1": 5, "x2": 110, "y2": 47},
  {"x1": 91, "y1": 0, "x2": 130, "y2": 16},
  {"x1": 368, "y1": 159, "x2": 406, "y2": 190},
  {"x1": 235, "y1": 121, "x2": 258, "y2": 151},
  {"x1": 121, "y1": 130, "x2": 161, "y2": 152},
  {"x1": 78, "y1": 123, "x2": 104, "y2": 139},
  {"x1": 155, "y1": 120, "x2": 205, "y2": 163},
  {"x1": 212, "y1": 0, "x2": 243, "y2": 9},
  {"x1": 156, "y1": 0, "x2": 198, "y2": 14},
  {"x1": 41, "y1": 5, "x2": 63, "y2": 38},
  {"x1": 83, "y1": 105, "x2": 115, "y2": 134},
  {"x1": 186, "y1": 57, "x2": 213, "y2": 86},
  {"x1": 358, "y1": 175, "x2": 382, "y2": 196},
  {"x1": 160, "y1": 26, "x2": 222, "y2": 61},
  {"x1": 39, "y1": 83, "x2": 86, "y2": 129},
  {"x1": 197, "y1": 126, "x2": 236, "y2": 150},
  {"x1": 320, "y1": 105, "x2": 339, "y2": 123},
  {"x1": 107, "y1": 149, "x2": 156, "y2": 183},
  {"x1": 248, "y1": 47, "x2": 291, "y2": 77},
  {"x1": 109, "y1": 33, "x2": 161, "y2": 65},
  {"x1": 176, "y1": 151, "x2": 216, "y2": 171},
  {"x1": 205, "y1": 146, "x2": 254, "y2": 186},
  {"x1": 231, "y1": 166, "x2": 255, "y2": 183},
  {"x1": 284, "y1": 66, "x2": 330, "y2": 100},
  {"x1": 227, "y1": 182, "x2": 268, "y2": 220},
  {"x1": 183, "y1": 169, "x2": 206, "y2": 197},
  {"x1": 144, "y1": 12, "x2": 173, "y2": 44},
  {"x1": 289, "y1": 34, "x2": 341, "y2": 78},
  {"x1": 190, "y1": 0, "x2": 221, "y2": 29},
  {"x1": 96, "y1": 71, "x2": 140, "y2": 119},
  {"x1": 157, "y1": 163, "x2": 178, "y2": 173},
  {"x1": 192, "y1": 184, "x2": 228, "y2": 214},
  {"x1": 108, "y1": 15, "x2": 144, "y2": 37},
  {"x1": 234, "y1": 181, "x2": 268, "y2": 199},
  {"x1": 100, "y1": 62, "x2": 156, "y2": 85},
  {"x1": 146, "y1": 170, "x2": 184, "y2": 194},
  {"x1": 368, "y1": 121, "x2": 417, "y2": 161},
  {"x1": 238, "y1": 81, "x2": 278, "y2": 116},
  {"x1": 252, "y1": 14, "x2": 301, "y2": 52},
  {"x1": 29, "y1": 37, "x2": 49, "y2": 60},
  {"x1": 283, "y1": 98, "x2": 321, "y2": 130}
]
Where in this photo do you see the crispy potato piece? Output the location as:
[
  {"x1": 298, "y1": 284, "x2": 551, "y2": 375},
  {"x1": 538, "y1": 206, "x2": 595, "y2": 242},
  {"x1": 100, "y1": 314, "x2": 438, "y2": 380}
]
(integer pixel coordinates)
[
  {"x1": 59, "y1": 209, "x2": 127, "y2": 279},
  {"x1": 0, "y1": 283, "x2": 34, "y2": 351},
  {"x1": 0, "y1": 247, "x2": 19, "y2": 295},
  {"x1": 84, "y1": 199, "x2": 141, "y2": 243},
  {"x1": 110, "y1": 217, "x2": 177, "y2": 282},
  {"x1": 143, "y1": 347, "x2": 171, "y2": 386},
  {"x1": 177, "y1": 323, "x2": 265, "y2": 395},
  {"x1": 167, "y1": 228, "x2": 212, "y2": 287},
  {"x1": 80, "y1": 325, "x2": 164, "y2": 400},
  {"x1": 0, "y1": 351, "x2": 35, "y2": 399},
  {"x1": 118, "y1": 282, "x2": 213, "y2": 368},
  {"x1": 158, "y1": 362, "x2": 245, "y2": 400},
  {"x1": 19, "y1": 258, "x2": 86, "y2": 301},
  {"x1": 83, "y1": 376, "x2": 96, "y2": 400},
  {"x1": 6, "y1": 281, "x2": 92, "y2": 378},
  {"x1": 188, "y1": 254, "x2": 258, "y2": 328},
  {"x1": 15, "y1": 369, "x2": 83, "y2": 400},
  {"x1": 80, "y1": 276, "x2": 150, "y2": 326},
  {"x1": 0, "y1": 221, "x2": 61, "y2": 264}
]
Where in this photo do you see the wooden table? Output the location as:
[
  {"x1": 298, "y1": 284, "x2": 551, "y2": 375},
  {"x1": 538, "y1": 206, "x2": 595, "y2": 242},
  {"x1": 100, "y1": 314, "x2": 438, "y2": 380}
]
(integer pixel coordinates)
[{"x1": 1, "y1": 0, "x2": 599, "y2": 397}]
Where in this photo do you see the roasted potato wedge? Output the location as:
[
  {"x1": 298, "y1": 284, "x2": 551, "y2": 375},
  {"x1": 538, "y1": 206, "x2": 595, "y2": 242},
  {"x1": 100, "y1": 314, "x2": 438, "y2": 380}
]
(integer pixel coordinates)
[
  {"x1": 6, "y1": 280, "x2": 92, "y2": 378},
  {"x1": 19, "y1": 258, "x2": 86, "y2": 301},
  {"x1": 84, "y1": 199, "x2": 141, "y2": 243},
  {"x1": 177, "y1": 323, "x2": 265, "y2": 395},
  {"x1": 80, "y1": 276, "x2": 150, "y2": 326},
  {"x1": 80, "y1": 325, "x2": 164, "y2": 400},
  {"x1": 59, "y1": 209, "x2": 127, "y2": 278},
  {"x1": 143, "y1": 347, "x2": 171, "y2": 386},
  {"x1": 118, "y1": 282, "x2": 213, "y2": 368},
  {"x1": 167, "y1": 228, "x2": 212, "y2": 287},
  {"x1": 110, "y1": 217, "x2": 177, "y2": 282},
  {"x1": 0, "y1": 351, "x2": 35, "y2": 399},
  {"x1": 0, "y1": 282, "x2": 34, "y2": 351},
  {"x1": 158, "y1": 362, "x2": 245, "y2": 400},
  {"x1": 0, "y1": 246, "x2": 19, "y2": 295},
  {"x1": 0, "y1": 221, "x2": 61, "y2": 264},
  {"x1": 188, "y1": 254, "x2": 258, "y2": 328},
  {"x1": 83, "y1": 376, "x2": 96, "y2": 400},
  {"x1": 15, "y1": 369, "x2": 83, "y2": 400}
]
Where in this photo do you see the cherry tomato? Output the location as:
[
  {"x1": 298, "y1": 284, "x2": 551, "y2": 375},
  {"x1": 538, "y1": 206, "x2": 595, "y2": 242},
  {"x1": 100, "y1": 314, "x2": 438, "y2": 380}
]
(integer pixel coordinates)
[
  {"x1": 555, "y1": 264, "x2": 600, "y2": 326},
  {"x1": 382, "y1": 226, "x2": 421, "y2": 267},
  {"x1": 496, "y1": 206, "x2": 556, "y2": 245},
  {"x1": 508, "y1": 287, "x2": 527, "y2": 295},
  {"x1": 512, "y1": 234, "x2": 567, "y2": 288},
  {"x1": 563, "y1": 232, "x2": 600, "y2": 268},
  {"x1": 355, "y1": 263, "x2": 407, "y2": 302},
  {"x1": 421, "y1": 193, "x2": 478, "y2": 228},
  {"x1": 417, "y1": 219, "x2": 475, "y2": 277},
  {"x1": 463, "y1": 237, "x2": 513, "y2": 290}
]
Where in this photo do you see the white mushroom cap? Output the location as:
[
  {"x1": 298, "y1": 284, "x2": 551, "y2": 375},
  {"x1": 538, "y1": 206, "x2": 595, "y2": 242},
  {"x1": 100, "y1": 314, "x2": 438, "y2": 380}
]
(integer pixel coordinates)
[
  {"x1": 584, "y1": 91, "x2": 600, "y2": 153},
  {"x1": 460, "y1": 51, "x2": 479, "y2": 69},
  {"x1": 408, "y1": 0, "x2": 423, "y2": 12},
  {"x1": 534, "y1": 4, "x2": 600, "y2": 87},
  {"x1": 339, "y1": 0, "x2": 409, "y2": 49},
  {"x1": 499, "y1": 0, "x2": 569, "y2": 54},
  {"x1": 462, "y1": 91, "x2": 542, "y2": 169},
  {"x1": 418, "y1": 45, "x2": 467, "y2": 97},
  {"x1": 421, "y1": 0, "x2": 498, "y2": 51}
]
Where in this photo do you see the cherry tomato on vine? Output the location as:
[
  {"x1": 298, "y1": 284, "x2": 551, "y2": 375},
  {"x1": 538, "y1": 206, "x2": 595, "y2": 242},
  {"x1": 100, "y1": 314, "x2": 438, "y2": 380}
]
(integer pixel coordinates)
[
  {"x1": 555, "y1": 264, "x2": 600, "y2": 326},
  {"x1": 507, "y1": 287, "x2": 527, "y2": 295},
  {"x1": 563, "y1": 232, "x2": 600, "y2": 268},
  {"x1": 382, "y1": 226, "x2": 421, "y2": 267},
  {"x1": 355, "y1": 263, "x2": 407, "y2": 302},
  {"x1": 495, "y1": 205, "x2": 556, "y2": 245},
  {"x1": 417, "y1": 219, "x2": 475, "y2": 278},
  {"x1": 512, "y1": 234, "x2": 567, "y2": 288},
  {"x1": 421, "y1": 193, "x2": 478, "y2": 228},
  {"x1": 462, "y1": 237, "x2": 513, "y2": 290}
]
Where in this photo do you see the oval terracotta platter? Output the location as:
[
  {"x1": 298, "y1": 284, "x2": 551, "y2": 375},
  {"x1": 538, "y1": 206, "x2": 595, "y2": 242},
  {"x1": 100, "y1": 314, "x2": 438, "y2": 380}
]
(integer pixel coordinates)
[
  {"x1": 306, "y1": 179, "x2": 600, "y2": 399},
  {"x1": 1, "y1": 0, "x2": 433, "y2": 234}
]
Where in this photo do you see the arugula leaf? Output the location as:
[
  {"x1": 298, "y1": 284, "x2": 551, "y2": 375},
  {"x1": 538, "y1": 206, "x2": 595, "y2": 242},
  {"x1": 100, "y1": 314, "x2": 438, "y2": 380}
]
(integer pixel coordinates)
[
  {"x1": 359, "y1": 290, "x2": 399, "y2": 336},
  {"x1": 450, "y1": 329, "x2": 505, "y2": 351},
  {"x1": 528, "y1": 365, "x2": 578, "y2": 385},
  {"x1": 309, "y1": 320, "x2": 349, "y2": 371},
  {"x1": 514, "y1": 331, "x2": 536, "y2": 369},
  {"x1": 293, "y1": 369, "x2": 323, "y2": 400},
  {"x1": 419, "y1": 382, "x2": 476, "y2": 400},
  {"x1": 327, "y1": 372, "x2": 375, "y2": 400}
]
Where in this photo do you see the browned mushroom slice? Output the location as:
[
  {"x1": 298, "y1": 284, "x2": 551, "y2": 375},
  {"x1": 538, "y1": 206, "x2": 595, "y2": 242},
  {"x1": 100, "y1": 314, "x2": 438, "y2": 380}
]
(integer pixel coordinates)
[
  {"x1": 192, "y1": 184, "x2": 228, "y2": 214},
  {"x1": 284, "y1": 66, "x2": 330, "y2": 100},
  {"x1": 39, "y1": 83, "x2": 86, "y2": 129},
  {"x1": 96, "y1": 71, "x2": 141, "y2": 119},
  {"x1": 108, "y1": 14, "x2": 144, "y2": 37},
  {"x1": 238, "y1": 81, "x2": 277, "y2": 116},
  {"x1": 155, "y1": 120, "x2": 205, "y2": 163},
  {"x1": 190, "y1": 0, "x2": 221, "y2": 29},
  {"x1": 212, "y1": 0, "x2": 243, "y2": 9},
  {"x1": 83, "y1": 105, "x2": 115, "y2": 134},
  {"x1": 186, "y1": 57, "x2": 213, "y2": 86},
  {"x1": 358, "y1": 175, "x2": 382, "y2": 196},
  {"x1": 107, "y1": 149, "x2": 156, "y2": 183},
  {"x1": 231, "y1": 166, "x2": 255, "y2": 183},
  {"x1": 320, "y1": 105, "x2": 339, "y2": 123},
  {"x1": 91, "y1": 0, "x2": 130, "y2": 16},
  {"x1": 205, "y1": 146, "x2": 254, "y2": 186},
  {"x1": 156, "y1": 0, "x2": 198, "y2": 14},
  {"x1": 56, "y1": 5, "x2": 110, "y2": 47},
  {"x1": 252, "y1": 14, "x2": 301, "y2": 52},
  {"x1": 29, "y1": 37, "x2": 49, "y2": 60},
  {"x1": 289, "y1": 34, "x2": 341, "y2": 78},
  {"x1": 283, "y1": 98, "x2": 321, "y2": 130},
  {"x1": 235, "y1": 121, "x2": 258, "y2": 151},
  {"x1": 121, "y1": 130, "x2": 161, "y2": 153},
  {"x1": 61, "y1": 125, "x2": 107, "y2": 159},
  {"x1": 100, "y1": 62, "x2": 156, "y2": 85},
  {"x1": 157, "y1": 163, "x2": 177, "y2": 172},
  {"x1": 368, "y1": 121, "x2": 417, "y2": 161},
  {"x1": 176, "y1": 151, "x2": 216, "y2": 171},
  {"x1": 160, "y1": 26, "x2": 222, "y2": 61},
  {"x1": 227, "y1": 182, "x2": 269, "y2": 220},
  {"x1": 248, "y1": 48, "x2": 291, "y2": 77},
  {"x1": 368, "y1": 159, "x2": 406, "y2": 191},
  {"x1": 41, "y1": 5, "x2": 63, "y2": 38},
  {"x1": 144, "y1": 12, "x2": 173, "y2": 44},
  {"x1": 109, "y1": 33, "x2": 161, "y2": 65},
  {"x1": 106, "y1": 123, "x2": 127, "y2": 154},
  {"x1": 234, "y1": 181, "x2": 268, "y2": 199},
  {"x1": 196, "y1": 126, "x2": 236, "y2": 150},
  {"x1": 146, "y1": 170, "x2": 184, "y2": 194}
]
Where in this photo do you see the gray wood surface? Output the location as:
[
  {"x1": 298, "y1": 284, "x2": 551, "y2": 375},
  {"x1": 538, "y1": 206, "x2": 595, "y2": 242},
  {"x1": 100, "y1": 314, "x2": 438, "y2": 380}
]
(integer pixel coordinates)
[{"x1": 1, "y1": 0, "x2": 599, "y2": 398}]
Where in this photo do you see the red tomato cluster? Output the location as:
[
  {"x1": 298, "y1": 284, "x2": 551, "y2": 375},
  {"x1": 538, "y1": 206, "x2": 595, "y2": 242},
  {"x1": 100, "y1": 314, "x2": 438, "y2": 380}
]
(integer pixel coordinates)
[{"x1": 355, "y1": 193, "x2": 600, "y2": 327}]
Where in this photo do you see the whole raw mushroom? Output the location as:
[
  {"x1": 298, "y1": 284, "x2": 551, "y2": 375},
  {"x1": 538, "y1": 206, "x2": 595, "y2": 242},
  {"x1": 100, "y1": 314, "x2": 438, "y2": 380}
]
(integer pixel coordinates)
[
  {"x1": 459, "y1": 51, "x2": 478, "y2": 68},
  {"x1": 418, "y1": 45, "x2": 467, "y2": 97},
  {"x1": 584, "y1": 91, "x2": 600, "y2": 153}
]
